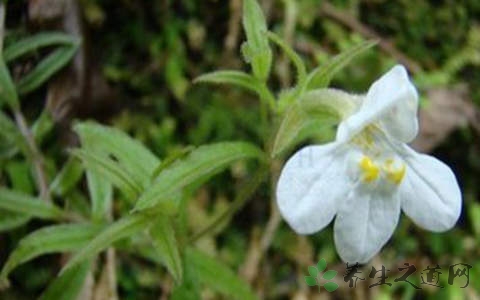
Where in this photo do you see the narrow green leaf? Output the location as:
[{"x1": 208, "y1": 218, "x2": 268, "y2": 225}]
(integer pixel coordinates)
[
  {"x1": 194, "y1": 71, "x2": 261, "y2": 95},
  {"x1": 87, "y1": 170, "x2": 113, "y2": 222},
  {"x1": 0, "y1": 224, "x2": 102, "y2": 279},
  {"x1": 273, "y1": 89, "x2": 357, "y2": 156},
  {"x1": 0, "y1": 111, "x2": 22, "y2": 156},
  {"x1": 187, "y1": 248, "x2": 258, "y2": 300},
  {"x1": 242, "y1": 0, "x2": 272, "y2": 80},
  {"x1": 4, "y1": 32, "x2": 78, "y2": 63},
  {"x1": 317, "y1": 259, "x2": 327, "y2": 273},
  {"x1": 74, "y1": 122, "x2": 160, "y2": 187},
  {"x1": 0, "y1": 58, "x2": 19, "y2": 109},
  {"x1": 171, "y1": 257, "x2": 201, "y2": 300},
  {"x1": 322, "y1": 270, "x2": 337, "y2": 280},
  {"x1": 5, "y1": 161, "x2": 34, "y2": 193},
  {"x1": 148, "y1": 217, "x2": 182, "y2": 283},
  {"x1": 151, "y1": 146, "x2": 194, "y2": 178},
  {"x1": 49, "y1": 157, "x2": 84, "y2": 197},
  {"x1": 304, "y1": 276, "x2": 317, "y2": 287},
  {"x1": 39, "y1": 260, "x2": 91, "y2": 300},
  {"x1": 306, "y1": 40, "x2": 377, "y2": 89},
  {"x1": 32, "y1": 110, "x2": 55, "y2": 144},
  {"x1": 266, "y1": 31, "x2": 307, "y2": 85},
  {"x1": 308, "y1": 266, "x2": 318, "y2": 277},
  {"x1": 323, "y1": 281, "x2": 339, "y2": 292},
  {"x1": 17, "y1": 45, "x2": 79, "y2": 95},
  {"x1": 0, "y1": 210, "x2": 30, "y2": 233},
  {"x1": 242, "y1": 0, "x2": 268, "y2": 53},
  {"x1": 134, "y1": 142, "x2": 264, "y2": 211},
  {"x1": 0, "y1": 188, "x2": 64, "y2": 219},
  {"x1": 61, "y1": 213, "x2": 151, "y2": 274},
  {"x1": 72, "y1": 149, "x2": 142, "y2": 199},
  {"x1": 0, "y1": 107, "x2": 18, "y2": 134}
]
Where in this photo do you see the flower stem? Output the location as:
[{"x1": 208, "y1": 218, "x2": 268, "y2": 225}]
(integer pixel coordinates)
[{"x1": 189, "y1": 164, "x2": 269, "y2": 243}]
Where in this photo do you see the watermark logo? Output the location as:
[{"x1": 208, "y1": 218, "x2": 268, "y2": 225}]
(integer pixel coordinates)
[
  {"x1": 304, "y1": 258, "x2": 339, "y2": 292},
  {"x1": 305, "y1": 260, "x2": 472, "y2": 293}
]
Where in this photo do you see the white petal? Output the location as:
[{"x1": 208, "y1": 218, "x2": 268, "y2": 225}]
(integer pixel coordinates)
[
  {"x1": 399, "y1": 145, "x2": 462, "y2": 231},
  {"x1": 334, "y1": 186, "x2": 401, "y2": 264},
  {"x1": 336, "y1": 65, "x2": 418, "y2": 143},
  {"x1": 276, "y1": 143, "x2": 350, "y2": 235}
]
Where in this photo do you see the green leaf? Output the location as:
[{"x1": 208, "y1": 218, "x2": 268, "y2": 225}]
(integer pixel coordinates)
[
  {"x1": 306, "y1": 40, "x2": 377, "y2": 90},
  {"x1": 0, "y1": 188, "x2": 64, "y2": 220},
  {"x1": 242, "y1": 0, "x2": 272, "y2": 80},
  {"x1": 39, "y1": 260, "x2": 91, "y2": 300},
  {"x1": 74, "y1": 122, "x2": 160, "y2": 187},
  {"x1": 0, "y1": 111, "x2": 22, "y2": 158},
  {"x1": 148, "y1": 217, "x2": 182, "y2": 283},
  {"x1": 4, "y1": 32, "x2": 78, "y2": 63},
  {"x1": 273, "y1": 89, "x2": 357, "y2": 157},
  {"x1": 187, "y1": 248, "x2": 258, "y2": 300},
  {"x1": 0, "y1": 110, "x2": 21, "y2": 139},
  {"x1": 323, "y1": 281, "x2": 339, "y2": 292},
  {"x1": 5, "y1": 161, "x2": 34, "y2": 193},
  {"x1": 308, "y1": 266, "x2": 318, "y2": 277},
  {"x1": 87, "y1": 170, "x2": 113, "y2": 222},
  {"x1": 151, "y1": 146, "x2": 194, "y2": 178},
  {"x1": 32, "y1": 110, "x2": 55, "y2": 145},
  {"x1": 322, "y1": 270, "x2": 337, "y2": 280},
  {"x1": 49, "y1": 157, "x2": 84, "y2": 197},
  {"x1": 134, "y1": 142, "x2": 264, "y2": 211},
  {"x1": 266, "y1": 31, "x2": 307, "y2": 85},
  {"x1": 0, "y1": 58, "x2": 19, "y2": 109},
  {"x1": 242, "y1": 0, "x2": 268, "y2": 53},
  {"x1": 317, "y1": 258, "x2": 327, "y2": 273},
  {"x1": 0, "y1": 224, "x2": 102, "y2": 279},
  {"x1": 72, "y1": 149, "x2": 142, "y2": 200},
  {"x1": 194, "y1": 71, "x2": 261, "y2": 95},
  {"x1": 171, "y1": 257, "x2": 201, "y2": 300},
  {"x1": 61, "y1": 213, "x2": 151, "y2": 274},
  {"x1": 0, "y1": 211, "x2": 30, "y2": 233},
  {"x1": 17, "y1": 45, "x2": 79, "y2": 95},
  {"x1": 304, "y1": 276, "x2": 317, "y2": 286}
]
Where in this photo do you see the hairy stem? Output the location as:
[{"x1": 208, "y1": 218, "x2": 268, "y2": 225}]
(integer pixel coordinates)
[
  {"x1": 190, "y1": 164, "x2": 268, "y2": 243},
  {"x1": 13, "y1": 109, "x2": 51, "y2": 202}
]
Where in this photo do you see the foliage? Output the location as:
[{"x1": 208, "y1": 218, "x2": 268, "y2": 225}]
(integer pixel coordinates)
[{"x1": 0, "y1": 0, "x2": 479, "y2": 299}]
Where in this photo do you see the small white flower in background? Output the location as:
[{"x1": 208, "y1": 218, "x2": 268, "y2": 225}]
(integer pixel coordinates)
[{"x1": 276, "y1": 65, "x2": 462, "y2": 264}]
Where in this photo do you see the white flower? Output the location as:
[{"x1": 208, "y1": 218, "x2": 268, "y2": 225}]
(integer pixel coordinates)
[{"x1": 276, "y1": 65, "x2": 462, "y2": 264}]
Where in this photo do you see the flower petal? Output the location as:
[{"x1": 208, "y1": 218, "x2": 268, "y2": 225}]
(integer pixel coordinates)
[
  {"x1": 399, "y1": 145, "x2": 462, "y2": 232},
  {"x1": 336, "y1": 65, "x2": 418, "y2": 143},
  {"x1": 334, "y1": 186, "x2": 401, "y2": 263},
  {"x1": 276, "y1": 143, "x2": 350, "y2": 234}
]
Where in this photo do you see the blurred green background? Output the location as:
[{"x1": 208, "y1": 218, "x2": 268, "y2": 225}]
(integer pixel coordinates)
[{"x1": 1, "y1": 0, "x2": 480, "y2": 299}]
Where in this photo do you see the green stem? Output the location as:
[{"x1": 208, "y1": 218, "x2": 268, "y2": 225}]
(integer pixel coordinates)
[
  {"x1": 189, "y1": 164, "x2": 268, "y2": 243},
  {"x1": 266, "y1": 30, "x2": 306, "y2": 87},
  {"x1": 258, "y1": 82, "x2": 276, "y2": 113},
  {"x1": 13, "y1": 105, "x2": 51, "y2": 203}
]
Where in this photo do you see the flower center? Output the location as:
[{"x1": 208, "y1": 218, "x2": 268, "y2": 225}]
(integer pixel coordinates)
[
  {"x1": 351, "y1": 126, "x2": 406, "y2": 186},
  {"x1": 357, "y1": 155, "x2": 406, "y2": 185}
]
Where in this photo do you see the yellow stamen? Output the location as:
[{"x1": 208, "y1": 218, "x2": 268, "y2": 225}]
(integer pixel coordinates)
[
  {"x1": 383, "y1": 160, "x2": 406, "y2": 185},
  {"x1": 359, "y1": 156, "x2": 380, "y2": 183}
]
